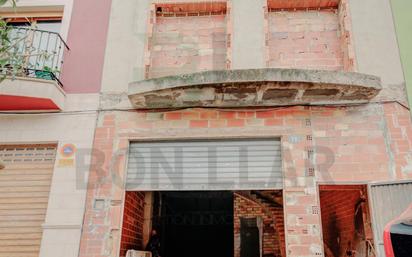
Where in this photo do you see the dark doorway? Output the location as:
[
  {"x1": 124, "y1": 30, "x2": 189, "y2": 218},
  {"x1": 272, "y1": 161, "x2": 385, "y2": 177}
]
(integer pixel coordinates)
[
  {"x1": 240, "y1": 218, "x2": 260, "y2": 257},
  {"x1": 319, "y1": 185, "x2": 375, "y2": 257},
  {"x1": 160, "y1": 191, "x2": 234, "y2": 257}
]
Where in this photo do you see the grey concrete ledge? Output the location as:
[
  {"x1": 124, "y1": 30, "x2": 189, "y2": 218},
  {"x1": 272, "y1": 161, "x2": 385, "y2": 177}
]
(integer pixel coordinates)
[{"x1": 128, "y1": 68, "x2": 382, "y2": 109}]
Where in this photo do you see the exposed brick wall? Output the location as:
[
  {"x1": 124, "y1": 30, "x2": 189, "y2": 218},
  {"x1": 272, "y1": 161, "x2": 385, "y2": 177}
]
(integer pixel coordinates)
[
  {"x1": 78, "y1": 102, "x2": 412, "y2": 257},
  {"x1": 268, "y1": 9, "x2": 343, "y2": 70},
  {"x1": 234, "y1": 192, "x2": 285, "y2": 257},
  {"x1": 319, "y1": 185, "x2": 373, "y2": 257},
  {"x1": 267, "y1": 0, "x2": 339, "y2": 10},
  {"x1": 119, "y1": 192, "x2": 145, "y2": 257},
  {"x1": 148, "y1": 14, "x2": 227, "y2": 78},
  {"x1": 338, "y1": 0, "x2": 357, "y2": 71},
  {"x1": 383, "y1": 103, "x2": 412, "y2": 179}
]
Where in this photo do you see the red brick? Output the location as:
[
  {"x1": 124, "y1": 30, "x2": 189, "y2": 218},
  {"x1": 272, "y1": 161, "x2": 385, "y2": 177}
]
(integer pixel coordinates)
[
  {"x1": 256, "y1": 111, "x2": 274, "y2": 119},
  {"x1": 264, "y1": 118, "x2": 283, "y2": 126},
  {"x1": 200, "y1": 111, "x2": 218, "y2": 119},
  {"x1": 227, "y1": 119, "x2": 245, "y2": 127},
  {"x1": 165, "y1": 112, "x2": 182, "y2": 120},
  {"x1": 190, "y1": 120, "x2": 208, "y2": 128},
  {"x1": 237, "y1": 111, "x2": 255, "y2": 119},
  {"x1": 219, "y1": 112, "x2": 236, "y2": 119}
]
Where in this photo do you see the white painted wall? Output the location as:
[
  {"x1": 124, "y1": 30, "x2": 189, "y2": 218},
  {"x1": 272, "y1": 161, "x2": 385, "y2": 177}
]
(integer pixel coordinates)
[
  {"x1": 0, "y1": 95, "x2": 98, "y2": 257},
  {"x1": 349, "y1": 0, "x2": 404, "y2": 88},
  {"x1": 0, "y1": 113, "x2": 96, "y2": 257},
  {"x1": 100, "y1": 0, "x2": 150, "y2": 93}
]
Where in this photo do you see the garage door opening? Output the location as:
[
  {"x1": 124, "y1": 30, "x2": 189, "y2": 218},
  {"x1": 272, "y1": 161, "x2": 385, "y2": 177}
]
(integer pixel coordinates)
[
  {"x1": 119, "y1": 190, "x2": 286, "y2": 257},
  {"x1": 0, "y1": 144, "x2": 57, "y2": 257},
  {"x1": 160, "y1": 191, "x2": 233, "y2": 257},
  {"x1": 319, "y1": 185, "x2": 375, "y2": 257}
]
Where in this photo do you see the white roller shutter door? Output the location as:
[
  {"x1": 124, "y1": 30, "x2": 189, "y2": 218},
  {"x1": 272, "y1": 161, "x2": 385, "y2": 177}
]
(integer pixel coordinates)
[
  {"x1": 0, "y1": 144, "x2": 56, "y2": 257},
  {"x1": 126, "y1": 139, "x2": 282, "y2": 191}
]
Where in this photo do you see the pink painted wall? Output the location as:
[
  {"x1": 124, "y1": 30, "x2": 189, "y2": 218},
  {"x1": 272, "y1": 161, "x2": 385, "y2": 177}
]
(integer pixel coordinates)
[{"x1": 60, "y1": 0, "x2": 112, "y2": 93}]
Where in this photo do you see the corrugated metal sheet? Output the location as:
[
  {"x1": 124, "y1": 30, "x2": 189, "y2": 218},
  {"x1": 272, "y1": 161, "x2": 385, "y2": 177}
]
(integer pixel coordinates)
[
  {"x1": 127, "y1": 139, "x2": 282, "y2": 191},
  {"x1": 0, "y1": 144, "x2": 56, "y2": 257},
  {"x1": 369, "y1": 181, "x2": 412, "y2": 257}
]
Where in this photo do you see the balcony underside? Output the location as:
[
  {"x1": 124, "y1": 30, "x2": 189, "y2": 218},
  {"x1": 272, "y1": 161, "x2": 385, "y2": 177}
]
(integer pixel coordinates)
[
  {"x1": 0, "y1": 78, "x2": 65, "y2": 112},
  {"x1": 128, "y1": 69, "x2": 381, "y2": 109}
]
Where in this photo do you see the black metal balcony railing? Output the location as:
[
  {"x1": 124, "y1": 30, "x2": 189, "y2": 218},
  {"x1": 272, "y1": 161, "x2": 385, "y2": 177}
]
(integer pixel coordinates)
[{"x1": 3, "y1": 27, "x2": 69, "y2": 86}]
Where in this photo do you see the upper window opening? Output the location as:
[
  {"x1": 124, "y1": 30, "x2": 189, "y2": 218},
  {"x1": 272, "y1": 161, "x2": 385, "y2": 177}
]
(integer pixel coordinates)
[{"x1": 146, "y1": 2, "x2": 229, "y2": 79}]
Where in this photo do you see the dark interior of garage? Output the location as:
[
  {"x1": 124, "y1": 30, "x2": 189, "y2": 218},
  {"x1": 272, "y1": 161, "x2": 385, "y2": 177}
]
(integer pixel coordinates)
[
  {"x1": 157, "y1": 191, "x2": 234, "y2": 257},
  {"x1": 119, "y1": 190, "x2": 286, "y2": 257}
]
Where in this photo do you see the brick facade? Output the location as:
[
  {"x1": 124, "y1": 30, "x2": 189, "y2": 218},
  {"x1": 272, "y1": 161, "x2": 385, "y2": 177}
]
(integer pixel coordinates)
[
  {"x1": 119, "y1": 192, "x2": 145, "y2": 257},
  {"x1": 149, "y1": 14, "x2": 227, "y2": 78},
  {"x1": 268, "y1": 9, "x2": 343, "y2": 70},
  {"x1": 145, "y1": 2, "x2": 229, "y2": 79},
  {"x1": 1, "y1": 0, "x2": 408, "y2": 257},
  {"x1": 146, "y1": 0, "x2": 355, "y2": 79},
  {"x1": 78, "y1": 102, "x2": 412, "y2": 257}
]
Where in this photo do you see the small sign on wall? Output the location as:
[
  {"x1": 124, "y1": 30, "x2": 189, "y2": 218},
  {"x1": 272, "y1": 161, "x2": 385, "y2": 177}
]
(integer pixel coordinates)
[{"x1": 57, "y1": 143, "x2": 77, "y2": 167}]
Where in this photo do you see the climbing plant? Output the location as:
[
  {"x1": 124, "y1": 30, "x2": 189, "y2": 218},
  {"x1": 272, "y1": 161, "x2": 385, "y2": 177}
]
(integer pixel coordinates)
[{"x1": 0, "y1": 0, "x2": 18, "y2": 81}]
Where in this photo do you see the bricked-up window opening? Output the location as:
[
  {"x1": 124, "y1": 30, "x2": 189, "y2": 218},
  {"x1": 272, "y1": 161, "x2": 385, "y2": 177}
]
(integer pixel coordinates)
[
  {"x1": 119, "y1": 190, "x2": 286, "y2": 257},
  {"x1": 319, "y1": 185, "x2": 375, "y2": 257},
  {"x1": 146, "y1": 2, "x2": 229, "y2": 79},
  {"x1": 266, "y1": 0, "x2": 356, "y2": 71}
]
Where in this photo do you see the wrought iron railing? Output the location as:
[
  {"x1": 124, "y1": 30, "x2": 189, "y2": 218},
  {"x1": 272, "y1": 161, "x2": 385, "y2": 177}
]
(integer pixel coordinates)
[{"x1": 3, "y1": 27, "x2": 69, "y2": 86}]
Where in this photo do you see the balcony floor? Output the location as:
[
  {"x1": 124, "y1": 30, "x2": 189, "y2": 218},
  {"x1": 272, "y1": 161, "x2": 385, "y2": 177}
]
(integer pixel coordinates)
[
  {"x1": 0, "y1": 77, "x2": 65, "y2": 112},
  {"x1": 128, "y1": 68, "x2": 382, "y2": 109}
]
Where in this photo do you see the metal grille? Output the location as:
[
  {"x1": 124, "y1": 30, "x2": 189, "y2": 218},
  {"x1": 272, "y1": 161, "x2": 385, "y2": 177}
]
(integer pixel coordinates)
[
  {"x1": 3, "y1": 27, "x2": 69, "y2": 86},
  {"x1": 0, "y1": 145, "x2": 57, "y2": 164}
]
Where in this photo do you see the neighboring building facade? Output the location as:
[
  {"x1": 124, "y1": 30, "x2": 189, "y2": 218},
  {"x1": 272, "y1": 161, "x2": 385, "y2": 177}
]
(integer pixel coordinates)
[
  {"x1": 390, "y1": 0, "x2": 412, "y2": 105},
  {"x1": 1, "y1": 1, "x2": 412, "y2": 257},
  {"x1": 0, "y1": 0, "x2": 110, "y2": 257}
]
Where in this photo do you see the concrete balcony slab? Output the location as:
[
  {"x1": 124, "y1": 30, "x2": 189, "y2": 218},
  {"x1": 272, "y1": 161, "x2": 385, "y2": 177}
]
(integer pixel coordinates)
[
  {"x1": 128, "y1": 68, "x2": 381, "y2": 109},
  {"x1": 0, "y1": 77, "x2": 65, "y2": 112}
]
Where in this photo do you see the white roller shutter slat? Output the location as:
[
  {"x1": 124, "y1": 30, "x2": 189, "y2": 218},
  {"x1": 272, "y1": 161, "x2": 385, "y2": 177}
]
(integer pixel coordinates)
[
  {"x1": 0, "y1": 144, "x2": 56, "y2": 257},
  {"x1": 127, "y1": 139, "x2": 282, "y2": 191}
]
